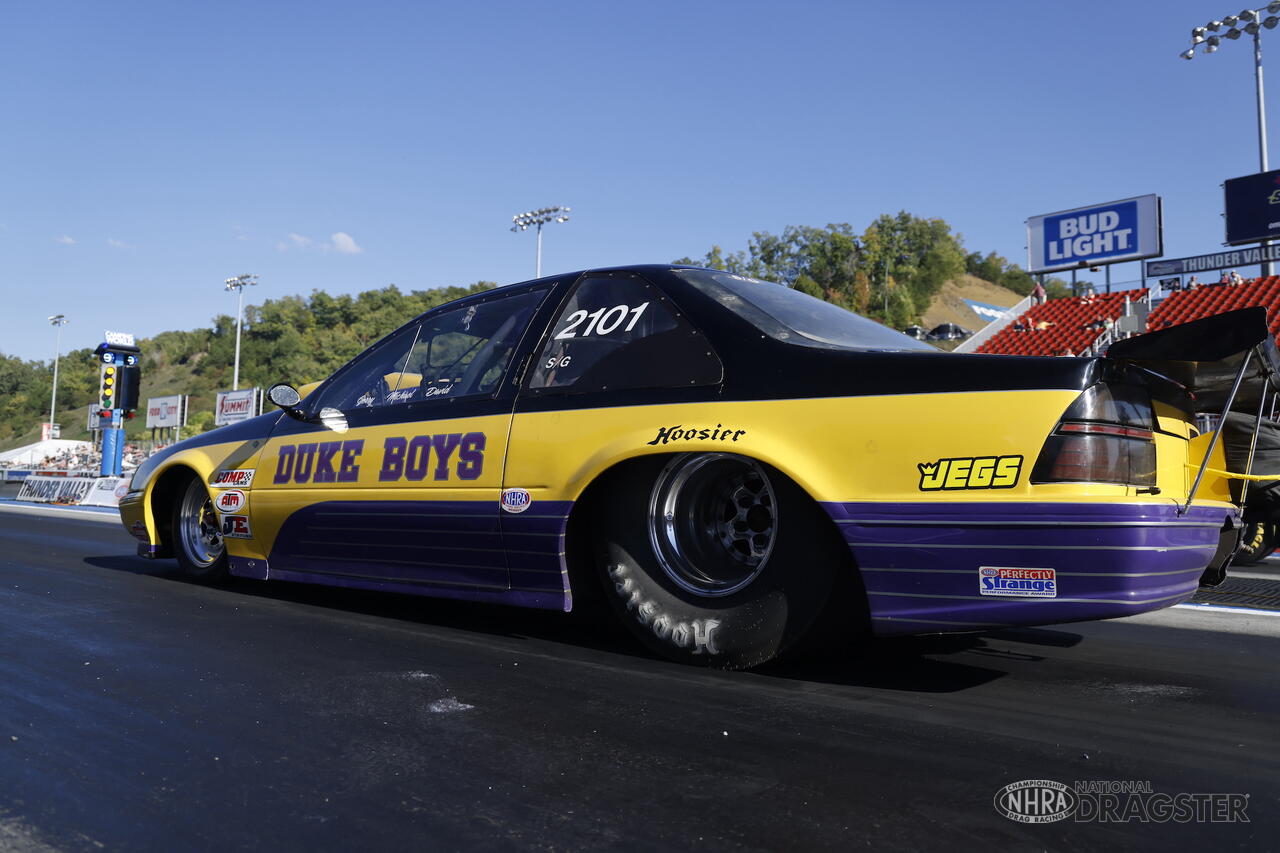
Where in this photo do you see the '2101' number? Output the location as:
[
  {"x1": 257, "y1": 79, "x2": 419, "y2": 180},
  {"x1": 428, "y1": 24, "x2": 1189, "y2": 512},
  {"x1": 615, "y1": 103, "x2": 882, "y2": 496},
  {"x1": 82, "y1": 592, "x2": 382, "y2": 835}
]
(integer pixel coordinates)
[{"x1": 554, "y1": 302, "x2": 649, "y2": 339}]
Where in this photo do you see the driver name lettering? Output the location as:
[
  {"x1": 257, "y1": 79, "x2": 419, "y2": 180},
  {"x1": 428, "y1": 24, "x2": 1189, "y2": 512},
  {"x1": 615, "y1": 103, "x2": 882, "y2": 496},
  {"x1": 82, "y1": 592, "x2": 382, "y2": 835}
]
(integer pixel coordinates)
[
  {"x1": 379, "y1": 432, "x2": 486, "y2": 482},
  {"x1": 918, "y1": 455, "x2": 1022, "y2": 491},
  {"x1": 274, "y1": 440, "x2": 365, "y2": 485},
  {"x1": 647, "y1": 424, "x2": 745, "y2": 446}
]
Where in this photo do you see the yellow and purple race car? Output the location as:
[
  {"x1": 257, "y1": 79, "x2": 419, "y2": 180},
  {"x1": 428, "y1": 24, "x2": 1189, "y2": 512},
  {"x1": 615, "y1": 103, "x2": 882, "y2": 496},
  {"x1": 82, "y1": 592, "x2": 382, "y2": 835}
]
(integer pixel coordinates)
[{"x1": 119, "y1": 267, "x2": 1264, "y2": 668}]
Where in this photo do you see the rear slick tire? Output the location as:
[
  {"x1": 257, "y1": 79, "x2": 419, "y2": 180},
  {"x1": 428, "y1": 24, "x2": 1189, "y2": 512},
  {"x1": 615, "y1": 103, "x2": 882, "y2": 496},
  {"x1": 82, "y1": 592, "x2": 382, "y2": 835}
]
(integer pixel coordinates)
[
  {"x1": 595, "y1": 453, "x2": 851, "y2": 670},
  {"x1": 1232, "y1": 520, "x2": 1278, "y2": 566},
  {"x1": 172, "y1": 476, "x2": 229, "y2": 582}
]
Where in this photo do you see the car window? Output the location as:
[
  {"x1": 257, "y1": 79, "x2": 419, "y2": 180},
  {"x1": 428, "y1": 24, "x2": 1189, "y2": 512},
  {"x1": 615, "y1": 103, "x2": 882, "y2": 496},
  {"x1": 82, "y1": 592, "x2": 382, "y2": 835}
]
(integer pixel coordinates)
[
  {"x1": 313, "y1": 288, "x2": 546, "y2": 412},
  {"x1": 528, "y1": 274, "x2": 722, "y2": 392},
  {"x1": 675, "y1": 269, "x2": 936, "y2": 352}
]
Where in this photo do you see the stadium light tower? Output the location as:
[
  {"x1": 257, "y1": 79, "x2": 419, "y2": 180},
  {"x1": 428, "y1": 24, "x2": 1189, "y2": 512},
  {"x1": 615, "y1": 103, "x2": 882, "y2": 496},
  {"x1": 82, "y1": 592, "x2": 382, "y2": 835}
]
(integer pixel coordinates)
[
  {"x1": 1182, "y1": 3, "x2": 1280, "y2": 274},
  {"x1": 223, "y1": 274, "x2": 258, "y2": 390},
  {"x1": 47, "y1": 314, "x2": 68, "y2": 438},
  {"x1": 510, "y1": 206, "x2": 571, "y2": 278}
]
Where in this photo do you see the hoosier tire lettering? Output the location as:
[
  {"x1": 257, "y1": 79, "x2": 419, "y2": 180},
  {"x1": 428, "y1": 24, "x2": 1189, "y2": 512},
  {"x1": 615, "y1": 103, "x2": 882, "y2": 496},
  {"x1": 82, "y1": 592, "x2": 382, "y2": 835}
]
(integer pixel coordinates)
[{"x1": 608, "y1": 563, "x2": 721, "y2": 655}]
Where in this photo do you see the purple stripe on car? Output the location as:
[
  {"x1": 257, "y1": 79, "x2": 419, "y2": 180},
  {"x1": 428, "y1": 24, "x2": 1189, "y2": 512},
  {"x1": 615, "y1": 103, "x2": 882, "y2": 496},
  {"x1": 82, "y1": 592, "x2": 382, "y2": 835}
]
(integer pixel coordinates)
[
  {"x1": 821, "y1": 501, "x2": 1236, "y2": 636},
  {"x1": 267, "y1": 499, "x2": 576, "y2": 611}
]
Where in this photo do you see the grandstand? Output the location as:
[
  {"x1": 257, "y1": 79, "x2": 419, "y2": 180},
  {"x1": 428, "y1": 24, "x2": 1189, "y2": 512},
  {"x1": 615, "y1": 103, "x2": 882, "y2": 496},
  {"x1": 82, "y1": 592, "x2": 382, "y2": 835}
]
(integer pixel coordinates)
[
  {"x1": 1145, "y1": 275, "x2": 1280, "y2": 336},
  {"x1": 976, "y1": 292, "x2": 1137, "y2": 356},
  {"x1": 975, "y1": 275, "x2": 1280, "y2": 357}
]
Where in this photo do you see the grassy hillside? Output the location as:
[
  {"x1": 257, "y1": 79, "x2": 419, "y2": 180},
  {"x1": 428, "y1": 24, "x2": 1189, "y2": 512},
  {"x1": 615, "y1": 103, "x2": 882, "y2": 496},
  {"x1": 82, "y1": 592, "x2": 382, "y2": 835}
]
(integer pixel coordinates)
[{"x1": 0, "y1": 282, "x2": 494, "y2": 454}]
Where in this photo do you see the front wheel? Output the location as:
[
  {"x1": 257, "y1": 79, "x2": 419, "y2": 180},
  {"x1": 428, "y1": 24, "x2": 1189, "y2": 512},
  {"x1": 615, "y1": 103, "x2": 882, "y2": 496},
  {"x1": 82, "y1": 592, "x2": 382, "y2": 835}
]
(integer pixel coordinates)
[
  {"x1": 595, "y1": 454, "x2": 859, "y2": 669},
  {"x1": 172, "y1": 477, "x2": 229, "y2": 581}
]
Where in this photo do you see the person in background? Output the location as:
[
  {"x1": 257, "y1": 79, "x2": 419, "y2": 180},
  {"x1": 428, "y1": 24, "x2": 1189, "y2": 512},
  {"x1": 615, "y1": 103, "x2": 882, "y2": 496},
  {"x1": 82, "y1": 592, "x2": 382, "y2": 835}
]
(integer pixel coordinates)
[
  {"x1": 1032, "y1": 280, "x2": 1046, "y2": 306},
  {"x1": 1186, "y1": 275, "x2": 1201, "y2": 290},
  {"x1": 1231, "y1": 269, "x2": 1245, "y2": 285},
  {"x1": 1218, "y1": 271, "x2": 1231, "y2": 285}
]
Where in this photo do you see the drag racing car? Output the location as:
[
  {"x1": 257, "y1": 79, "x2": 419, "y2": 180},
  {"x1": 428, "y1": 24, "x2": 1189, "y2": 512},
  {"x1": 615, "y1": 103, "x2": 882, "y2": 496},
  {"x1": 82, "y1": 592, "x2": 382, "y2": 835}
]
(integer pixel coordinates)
[{"x1": 119, "y1": 266, "x2": 1260, "y2": 668}]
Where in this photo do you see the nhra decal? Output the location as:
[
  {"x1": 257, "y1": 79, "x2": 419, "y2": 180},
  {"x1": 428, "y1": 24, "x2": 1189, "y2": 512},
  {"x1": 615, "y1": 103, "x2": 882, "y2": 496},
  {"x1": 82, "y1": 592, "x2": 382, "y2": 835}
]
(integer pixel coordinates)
[
  {"x1": 129, "y1": 520, "x2": 149, "y2": 542},
  {"x1": 215, "y1": 489, "x2": 247, "y2": 513},
  {"x1": 647, "y1": 424, "x2": 746, "y2": 446},
  {"x1": 501, "y1": 488, "x2": 532, "y2": 514},
  {"x1": 212, "y1": 469, "x2": 255, "y2": 488},
  {"x1": 379, "y1": 433, "x2": 485, "y2": 482},
  {"x1": 221, "y1": 515, "x2": 253, "y2": 539},
  {"x1": 273, "y1": 440, "x2": 365, "y2": 485},
  {"x1": 917, "y1": 455, "x2": 1022, "y2": 491},
  {"x1": 980, "y1": 567, "x2": 1057, "y2": 598}
]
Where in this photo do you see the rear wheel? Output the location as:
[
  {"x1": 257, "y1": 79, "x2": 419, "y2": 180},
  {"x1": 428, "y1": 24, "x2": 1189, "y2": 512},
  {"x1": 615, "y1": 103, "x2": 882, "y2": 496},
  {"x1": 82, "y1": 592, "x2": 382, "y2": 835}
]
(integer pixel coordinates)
[
  {"x1": 1232, "y1": 520, "x2": 1278, "y2": 566},
  {"x1": 595, "y1": 454, "x2": 857, "y2": 669},
  {"x1": 172, "y1": 477, "x2": 229, "y2": 581}
]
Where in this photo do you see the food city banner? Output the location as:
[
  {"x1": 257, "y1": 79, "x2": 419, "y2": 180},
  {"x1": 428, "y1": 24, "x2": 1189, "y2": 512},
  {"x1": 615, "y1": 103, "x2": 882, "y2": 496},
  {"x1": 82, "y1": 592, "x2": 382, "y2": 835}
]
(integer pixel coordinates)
[
  {"x1": 1027, "y1": 195, "x2": 1163, "y2": 274},
  {"x1": 215, "y1": 388, "x2": 260, "y2": 426},
  {"x1": 145, "y1": 394, "x2": 186, "y2": 429}
]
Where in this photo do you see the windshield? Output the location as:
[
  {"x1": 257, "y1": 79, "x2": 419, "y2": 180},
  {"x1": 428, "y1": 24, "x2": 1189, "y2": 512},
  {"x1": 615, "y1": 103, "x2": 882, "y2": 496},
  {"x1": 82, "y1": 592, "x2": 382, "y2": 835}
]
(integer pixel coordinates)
[{"x1": 675, "y1": 269, "x2": 936, "y2": 352}]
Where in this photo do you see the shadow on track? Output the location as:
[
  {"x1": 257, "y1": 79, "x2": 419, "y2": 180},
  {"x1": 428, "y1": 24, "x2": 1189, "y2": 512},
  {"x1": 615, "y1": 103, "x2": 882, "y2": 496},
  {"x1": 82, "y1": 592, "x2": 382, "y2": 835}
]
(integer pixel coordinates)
[{"x1": 82, "y1": 554, "x2": 1081, "y2": 693}]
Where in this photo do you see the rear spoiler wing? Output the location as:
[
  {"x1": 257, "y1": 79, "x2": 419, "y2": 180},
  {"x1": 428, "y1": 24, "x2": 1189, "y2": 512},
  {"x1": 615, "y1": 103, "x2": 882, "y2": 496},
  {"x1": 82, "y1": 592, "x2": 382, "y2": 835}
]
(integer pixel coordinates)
[{"x1": 1107, "y1": 306, "x2": 1280, "y2": 515}]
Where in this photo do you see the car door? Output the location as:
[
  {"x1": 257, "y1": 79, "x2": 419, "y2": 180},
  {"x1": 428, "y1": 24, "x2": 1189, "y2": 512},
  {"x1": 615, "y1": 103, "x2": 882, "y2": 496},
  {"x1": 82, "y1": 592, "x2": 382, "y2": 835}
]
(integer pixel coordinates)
[
  {"x1": 251, "y1": 285, "x2": 553, "y2": 596},
  {"x1": 500, "y1": 272, "x2": 724, "y2": 607}
]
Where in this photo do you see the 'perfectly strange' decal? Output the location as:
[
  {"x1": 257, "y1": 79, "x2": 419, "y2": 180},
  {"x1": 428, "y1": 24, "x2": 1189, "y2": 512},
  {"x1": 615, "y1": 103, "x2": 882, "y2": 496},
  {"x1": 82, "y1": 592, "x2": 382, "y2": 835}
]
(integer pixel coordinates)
[{"x1": 917, "y1": 455, "x2": 1022, "y2": 491}]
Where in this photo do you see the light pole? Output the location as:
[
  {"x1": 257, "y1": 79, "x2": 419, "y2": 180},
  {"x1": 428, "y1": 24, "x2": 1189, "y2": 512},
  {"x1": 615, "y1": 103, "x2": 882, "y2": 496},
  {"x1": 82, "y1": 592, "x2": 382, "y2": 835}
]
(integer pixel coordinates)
[
  {"x1": 511, "y1": 206, "x2": 571, "y2": 278},
  {"x1": 223, "y1": 274, "x2": 258, "y2": 390},
  {"x1": 1182, "y1": 3, "x2": 1280, "y2": 274},
  {"x1": 47, "y1": 314, "x2": 67, "y2": 439}
]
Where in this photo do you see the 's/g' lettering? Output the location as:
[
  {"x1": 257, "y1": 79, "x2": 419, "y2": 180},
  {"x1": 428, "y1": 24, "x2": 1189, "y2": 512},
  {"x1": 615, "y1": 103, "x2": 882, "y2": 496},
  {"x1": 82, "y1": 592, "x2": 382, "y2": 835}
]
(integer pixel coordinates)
[{"x1": 918, "y1": 455, "x2": 1022, "y2": 491}]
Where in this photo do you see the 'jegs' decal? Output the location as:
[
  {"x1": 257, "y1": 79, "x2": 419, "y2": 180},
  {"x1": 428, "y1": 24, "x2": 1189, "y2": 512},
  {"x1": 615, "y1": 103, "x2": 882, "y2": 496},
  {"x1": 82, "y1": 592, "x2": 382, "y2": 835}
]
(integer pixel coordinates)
[
  {"x1": 647, "y1": 424, "x2": 746, "y2": 446},
  {"x1": 379, "y1": 433, "x2": 485, "y2": 482},
  {"x1": 274, "y1": 440, "x2": 365, "y2": 484},
  {"x1": 918, "y1": 456, "x2": 1022, "y2": 491}
]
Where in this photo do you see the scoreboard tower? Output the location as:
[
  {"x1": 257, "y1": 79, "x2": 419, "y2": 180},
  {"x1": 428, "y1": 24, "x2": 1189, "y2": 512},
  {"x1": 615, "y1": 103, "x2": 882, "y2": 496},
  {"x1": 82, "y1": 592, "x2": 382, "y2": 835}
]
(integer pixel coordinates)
[{"x1": 94, "y1": 334, "x2": 141, "y2": 477}]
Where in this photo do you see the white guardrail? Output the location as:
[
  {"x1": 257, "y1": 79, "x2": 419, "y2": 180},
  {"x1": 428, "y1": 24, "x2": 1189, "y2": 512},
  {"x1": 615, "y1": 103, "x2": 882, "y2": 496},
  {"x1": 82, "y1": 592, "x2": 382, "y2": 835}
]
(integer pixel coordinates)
[
  {"x1": 951, "y1": 293, "x2": 1034, "y2": 354},
  {"x1": 13, "y1": 474, "x2": 128, "y2": 507}
]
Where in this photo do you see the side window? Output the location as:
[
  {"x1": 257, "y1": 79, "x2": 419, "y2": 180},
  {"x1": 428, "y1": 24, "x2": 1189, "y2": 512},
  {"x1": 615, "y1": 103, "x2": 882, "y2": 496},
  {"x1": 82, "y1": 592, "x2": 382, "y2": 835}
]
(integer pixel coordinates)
[
  {"x1": 529, "y1": 274, "x2": 722, "y2": 392},
  {"x1": 313, "y1": 289, "x2": 545, "y2": 412}
]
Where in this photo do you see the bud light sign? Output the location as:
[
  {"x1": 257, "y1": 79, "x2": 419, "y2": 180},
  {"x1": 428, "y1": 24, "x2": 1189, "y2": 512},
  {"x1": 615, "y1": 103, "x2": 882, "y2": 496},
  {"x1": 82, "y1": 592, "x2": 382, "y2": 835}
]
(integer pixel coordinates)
[{"x1": 1027, "y1": 195, "x2": 1162, "y2": 274}]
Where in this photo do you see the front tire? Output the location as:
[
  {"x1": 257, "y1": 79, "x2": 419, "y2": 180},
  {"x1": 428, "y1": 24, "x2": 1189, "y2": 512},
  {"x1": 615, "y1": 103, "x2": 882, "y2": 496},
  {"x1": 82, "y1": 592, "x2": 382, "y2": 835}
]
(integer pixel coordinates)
[
  {"x1": 172, "y1": 477, "x2": 229, "y2": 581},
  {"x1": 595, "y1": 454, "x2": 856, "y2": 669}
]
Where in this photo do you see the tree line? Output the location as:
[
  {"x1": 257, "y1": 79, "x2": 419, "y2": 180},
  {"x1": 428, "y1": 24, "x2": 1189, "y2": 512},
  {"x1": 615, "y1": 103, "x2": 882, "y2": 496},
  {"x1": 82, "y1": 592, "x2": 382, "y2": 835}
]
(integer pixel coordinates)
[
  {"x1": 673, "y1": 211, "x2": 1069, "y2": 328},
  {"x1": 0, "y1": 211, "x2": 1067, "y2": 448}
]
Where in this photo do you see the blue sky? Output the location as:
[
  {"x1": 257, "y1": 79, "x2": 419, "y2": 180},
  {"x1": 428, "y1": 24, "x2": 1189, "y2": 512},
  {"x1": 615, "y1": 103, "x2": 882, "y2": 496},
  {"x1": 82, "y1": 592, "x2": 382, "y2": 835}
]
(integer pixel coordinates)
[{"x1": 3, "y1": 0, "x2": 1274, "y2": 361}]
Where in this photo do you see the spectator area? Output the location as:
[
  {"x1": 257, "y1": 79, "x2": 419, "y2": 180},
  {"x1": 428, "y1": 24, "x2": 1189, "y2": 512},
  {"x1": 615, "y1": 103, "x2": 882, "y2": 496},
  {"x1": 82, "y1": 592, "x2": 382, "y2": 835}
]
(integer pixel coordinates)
[
  {"x1": 1145, "y1": 275, "x2": 1280, "y2": 338},
  {"x1": 976, "y1": 292, "x2": 1133, "y2": 357},
  {"x1": 977, "y1": 276, "x2": 1280, "y2": 357}
]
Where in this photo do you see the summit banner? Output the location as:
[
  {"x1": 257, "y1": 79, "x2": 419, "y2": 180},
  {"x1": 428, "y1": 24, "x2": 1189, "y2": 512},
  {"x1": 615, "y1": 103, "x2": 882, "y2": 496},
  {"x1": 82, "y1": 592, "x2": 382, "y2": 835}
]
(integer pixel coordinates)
[
  {"x1": 1027, "y1": 195, "x2": 1162, "y2": 274},
  {"x1": 215, "y1": 388, "x2": 259, "y2": 426}
]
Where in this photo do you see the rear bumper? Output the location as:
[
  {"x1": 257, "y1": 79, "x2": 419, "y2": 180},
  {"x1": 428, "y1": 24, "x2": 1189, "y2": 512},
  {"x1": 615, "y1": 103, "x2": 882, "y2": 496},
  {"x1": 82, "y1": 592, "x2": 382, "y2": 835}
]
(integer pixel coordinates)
[{"x1": 821, "y1": 501, "x2": 1240, "y2": 636}]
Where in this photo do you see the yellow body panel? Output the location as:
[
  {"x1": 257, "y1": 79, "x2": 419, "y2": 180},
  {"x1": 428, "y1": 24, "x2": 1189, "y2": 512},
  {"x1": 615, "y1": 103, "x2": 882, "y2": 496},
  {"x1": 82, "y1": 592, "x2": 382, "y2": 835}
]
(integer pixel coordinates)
[
  {"x1": 121, "y1": 387, "x2": 1232, "y2": 562},
  {"x1": 504, "y1": 390, "x2": 1205, "y2": 509}
]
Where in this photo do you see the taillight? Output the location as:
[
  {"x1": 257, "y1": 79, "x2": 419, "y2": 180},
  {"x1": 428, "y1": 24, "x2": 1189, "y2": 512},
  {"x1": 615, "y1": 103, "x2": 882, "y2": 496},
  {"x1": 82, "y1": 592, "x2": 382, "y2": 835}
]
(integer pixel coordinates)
[{"x1": 1031, "y1": 383, "x2": 1157, "y2": 487}]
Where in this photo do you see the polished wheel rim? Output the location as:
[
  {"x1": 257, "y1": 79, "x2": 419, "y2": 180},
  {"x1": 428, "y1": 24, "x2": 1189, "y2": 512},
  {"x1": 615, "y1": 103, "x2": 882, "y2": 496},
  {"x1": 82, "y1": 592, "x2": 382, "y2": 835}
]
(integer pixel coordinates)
[
  {"x1": 179, "y1": 480, "x2": 224, "y2": 568},
  {"x1": 648, "y1": 453, "x2": 777, "y2": 598}
]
